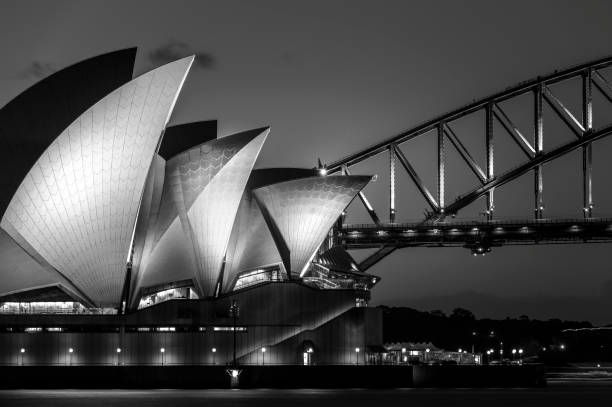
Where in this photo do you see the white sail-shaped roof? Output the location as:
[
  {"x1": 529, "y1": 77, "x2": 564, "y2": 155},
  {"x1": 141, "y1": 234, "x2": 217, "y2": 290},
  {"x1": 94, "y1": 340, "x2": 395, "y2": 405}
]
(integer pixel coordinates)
[
  {"x1": 253, "y1": 175, "x2": 371, "y2": 277},
  {"x1": 131, "y1": 128, "x2": 269, "y2": 300},
  {"x1": 0, "y1": 56, "x2": 194, "y2": 306}
]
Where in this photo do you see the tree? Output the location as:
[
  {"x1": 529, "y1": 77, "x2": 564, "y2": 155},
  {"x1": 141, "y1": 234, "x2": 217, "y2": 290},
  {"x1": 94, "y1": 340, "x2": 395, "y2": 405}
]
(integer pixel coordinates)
[{"x1": 451, "y1": 308, "x2": 475, "y2": 320}]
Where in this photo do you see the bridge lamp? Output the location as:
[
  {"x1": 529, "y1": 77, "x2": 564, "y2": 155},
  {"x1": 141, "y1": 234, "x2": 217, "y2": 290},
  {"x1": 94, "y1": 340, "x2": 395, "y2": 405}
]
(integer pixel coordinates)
[{"x1": 318, "y1": 167, "x2": 328, "y2": 176}]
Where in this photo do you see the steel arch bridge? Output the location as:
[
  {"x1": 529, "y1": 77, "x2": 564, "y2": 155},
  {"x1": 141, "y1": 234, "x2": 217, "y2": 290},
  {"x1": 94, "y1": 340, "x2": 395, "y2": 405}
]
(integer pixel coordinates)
[{"x1": 322, "y1": 56, "x2": 612, "y2": 270}]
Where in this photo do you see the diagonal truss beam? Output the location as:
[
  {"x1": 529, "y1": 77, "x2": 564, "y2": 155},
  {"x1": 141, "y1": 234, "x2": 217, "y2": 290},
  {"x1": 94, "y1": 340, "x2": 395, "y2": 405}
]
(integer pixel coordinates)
[
  {"x1": 492, "y1": 103, "x2": 535, "y2": 158},
  {"x1": 358, "y1": 245, "x2": 397, "y2": 272},
  {"x1": 436, "y1": 123, "x2": 612, "y2": 219},
  {"x1": 343, "y1": 165, "x2": 381, "y2": 225},
  {"x1": 592, "y1": 70, "x2": 612, "y2": 103},
  {"x1": 444, "y1": 124, "x2": 487, "y2": 183},
  {"x1": 392, "y1": 144, "x2": 439, "y2": 212},
  {"x1": 543, "y1": 85, "x2": 585, "y2": 138}
]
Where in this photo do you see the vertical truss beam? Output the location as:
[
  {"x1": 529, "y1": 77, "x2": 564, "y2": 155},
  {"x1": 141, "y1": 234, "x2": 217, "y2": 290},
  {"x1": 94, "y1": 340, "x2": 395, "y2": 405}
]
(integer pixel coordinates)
[
  {"x1": 534, "y1": 84, "x2": 544, "y2": 219},
  {"x1": 438, "y1": 123, "x2": 445, "y2": 213},
  {"x1": 392, "y1": 145, "x2": 439, "y2": 213},
  {"x1": 583, "y1": 69, "x2": 593, "y2": 218},
  {"x1": 389, "y1": 146, "x2": 396, "y2": 223},
  {"x1": 343, "y1": 165, "x2": 381, "y2": 225},
  {"x1": 485, "y1": 104, "x2": 494, "y2": 220}
]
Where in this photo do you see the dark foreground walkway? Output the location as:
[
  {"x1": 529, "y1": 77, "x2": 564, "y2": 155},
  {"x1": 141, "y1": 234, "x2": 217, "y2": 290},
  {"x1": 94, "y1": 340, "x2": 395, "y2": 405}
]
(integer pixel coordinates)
[{"x1": 0, "y1": 382, "x2": 610, "y2": 407}]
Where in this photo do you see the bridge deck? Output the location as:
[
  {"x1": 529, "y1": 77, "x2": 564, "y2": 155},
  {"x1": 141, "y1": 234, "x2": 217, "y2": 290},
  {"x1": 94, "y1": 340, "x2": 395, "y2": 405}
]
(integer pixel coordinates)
[{"x1": 337, "y1": 218, "x2": 612, "y2": 250}]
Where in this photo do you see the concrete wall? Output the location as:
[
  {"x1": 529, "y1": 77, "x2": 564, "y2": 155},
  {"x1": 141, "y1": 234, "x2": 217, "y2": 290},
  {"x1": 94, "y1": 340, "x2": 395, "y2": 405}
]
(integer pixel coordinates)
[{"x1": 0, "y1": 282, "x2": 379, "y2": 366}]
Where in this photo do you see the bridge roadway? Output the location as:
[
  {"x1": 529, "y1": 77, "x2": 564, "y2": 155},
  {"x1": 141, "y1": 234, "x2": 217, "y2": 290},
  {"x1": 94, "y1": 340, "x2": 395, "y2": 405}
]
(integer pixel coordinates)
[{"x1": 336, "y1": 218, "x2": 612, "y2": 254}]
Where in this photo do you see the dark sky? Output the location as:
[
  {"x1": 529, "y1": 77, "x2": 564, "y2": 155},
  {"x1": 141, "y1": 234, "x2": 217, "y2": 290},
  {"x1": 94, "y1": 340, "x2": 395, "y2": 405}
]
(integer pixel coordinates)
[{"x1": 2, "y1": 0, "x2": 612, "y2": 323}]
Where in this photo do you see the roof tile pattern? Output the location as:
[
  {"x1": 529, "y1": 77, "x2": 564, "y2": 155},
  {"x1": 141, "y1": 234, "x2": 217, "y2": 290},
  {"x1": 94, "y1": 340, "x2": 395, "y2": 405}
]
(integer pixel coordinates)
[
  {"x1": 253, "y1": 175, "x2": 371, "y2": 277},
  {"x1": 0, "y1": 57, "x2": 193, "y2": 306}
]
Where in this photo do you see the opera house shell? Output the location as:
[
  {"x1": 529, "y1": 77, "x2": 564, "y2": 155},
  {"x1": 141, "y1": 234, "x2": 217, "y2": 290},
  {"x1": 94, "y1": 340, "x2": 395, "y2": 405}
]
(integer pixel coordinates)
[{"x1": 0, "y1": 49, "x2": 382, "y2": 366}]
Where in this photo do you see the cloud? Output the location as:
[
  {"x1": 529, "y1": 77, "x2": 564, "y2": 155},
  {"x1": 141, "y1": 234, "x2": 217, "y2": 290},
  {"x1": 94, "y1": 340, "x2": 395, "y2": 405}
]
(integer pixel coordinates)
[
  {"x1": 18, "y1": 61, "x2": 56, "y2": 79},
  {"x1": 149, "y1": 40, "x2": 215, "y2": 70}
]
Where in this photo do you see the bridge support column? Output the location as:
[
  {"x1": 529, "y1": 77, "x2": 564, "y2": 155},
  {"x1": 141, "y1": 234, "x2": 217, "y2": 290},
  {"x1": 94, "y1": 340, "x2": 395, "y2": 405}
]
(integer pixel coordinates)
[
  {"x1": 583, "y1": 69, "x2": 593, "y2": 218},
  {"x1": 389, "y1": 146, "x2": 396, "y2": 223},
  {"x1": 486, "y1": 104, "x2": 494, "y2": 221},
  {"x1": 438, "y1": 123, "x2": 445, "y2": 214},
  {"x1": 534, "y1": 84, "x2": 544, "y2": 219}
]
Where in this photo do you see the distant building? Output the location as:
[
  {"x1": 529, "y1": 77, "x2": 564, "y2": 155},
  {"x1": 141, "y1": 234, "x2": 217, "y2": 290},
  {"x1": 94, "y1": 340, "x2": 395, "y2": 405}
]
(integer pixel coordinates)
[
  {"x1": 384, "y1": 342, "x2": 481, "y2": 365},
  {"x1": 0, "y1": 49, "x2": 381, "y2": 366}
]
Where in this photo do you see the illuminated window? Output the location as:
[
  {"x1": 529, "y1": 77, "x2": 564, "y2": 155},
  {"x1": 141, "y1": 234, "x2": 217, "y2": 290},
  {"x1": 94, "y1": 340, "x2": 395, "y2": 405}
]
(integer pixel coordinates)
[
  {"x1": 156, "y1": 327, "x2": 176, "y2": 332},
  {"x1": 24, "y1": 327, "x2": 42, "y2": 333},
  {"x1": 46, "y1": 327, "x2": 63, "y2": 332},
  {"x1": 213, "y1": 326, "x2": 247, "y2": 332},
  {"x1": 233, "y1": 267, "x2": 283, "y2": 291}
]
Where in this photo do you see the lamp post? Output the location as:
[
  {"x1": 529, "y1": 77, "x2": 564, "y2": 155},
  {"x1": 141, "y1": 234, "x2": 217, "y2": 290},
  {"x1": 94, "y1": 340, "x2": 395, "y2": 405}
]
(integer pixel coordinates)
[
  {"x1": 19, "y1": 348, "x2": 25, "y2": 366},
  {"x1": 518, "y1": 348, "x2": 523, "y2": 363},
  {"x1": 261, "y1": 347, "x2": 267, "y2": 365},
  {"x1": 69, "y1": 348, "x2": 73, "y2": 366},
  {"x1": 355, "y1": 347, "x2": 360, "y2": 365},
  {"x1": 160, "y1": 347, "x2": 165, "y2": 366},
  {"x1": 116, "y1": 347, "x2": 121, "y2": 366},
  {"x1": 512, "y1": 348, "x2": 517, "y2": 361},
  {"x1": 212, "y1": 348, "x2": 216, "y2": 365},
  {"x1": 425, "y1": 348, "x2": 430, "y2": 364},
  {"x1": 401, "y1": 347, "x2": 406, "y2": 365}
]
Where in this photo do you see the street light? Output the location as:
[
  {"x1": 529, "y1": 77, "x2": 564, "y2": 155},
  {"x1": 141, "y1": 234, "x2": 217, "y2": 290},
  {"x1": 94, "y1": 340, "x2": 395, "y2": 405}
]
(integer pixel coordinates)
[
  {"x1": 512, "y1": 348, "x2": 517, "y2": 361},
  {"x1": 69, "y1": 348, "x2": 73, "y2": 366},
  {"x1": 19, "y1": 348, "x2": 25, "y2": 366},
  {"x1": 518, "y1": 348, "x2": 524, "y2": 363},
  {"x1": 116, "y1": 347, "x2": 121, "y2": 366},
  {"x1": 212, "y1": 348, "x2": 217, "y2": 365},
  {"x1": 261, "y1": 347, "x2": 267, "y2": 365},
  {"x1": 355, "y1": 347, "x2": 360, "y2": 365},
  {"x1": 160, "y1": 348, "x2": 165, "y2": 366}
]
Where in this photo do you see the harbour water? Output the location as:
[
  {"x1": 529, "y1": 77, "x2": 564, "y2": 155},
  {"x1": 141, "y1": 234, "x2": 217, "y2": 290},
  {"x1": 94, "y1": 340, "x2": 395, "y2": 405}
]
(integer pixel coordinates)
[{"x1": 0, "y1": 382, "x2": 610, "y2": 407}]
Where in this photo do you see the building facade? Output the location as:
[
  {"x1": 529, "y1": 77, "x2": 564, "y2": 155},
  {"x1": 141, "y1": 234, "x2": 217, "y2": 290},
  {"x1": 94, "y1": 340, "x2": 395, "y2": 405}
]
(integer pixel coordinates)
[{"x1": 0, "y1": 48, "x2": 382, "y2": 365}]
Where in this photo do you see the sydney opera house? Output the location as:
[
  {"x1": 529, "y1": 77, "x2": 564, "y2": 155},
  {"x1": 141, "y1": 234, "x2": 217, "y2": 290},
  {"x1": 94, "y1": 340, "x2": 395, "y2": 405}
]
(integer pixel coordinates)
[{"x1": 0, "y1": 48, "x2": 382, "y2": 366}]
